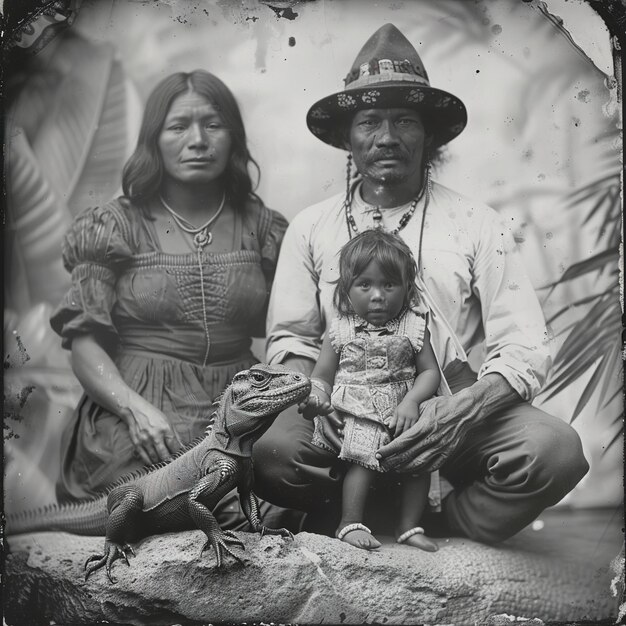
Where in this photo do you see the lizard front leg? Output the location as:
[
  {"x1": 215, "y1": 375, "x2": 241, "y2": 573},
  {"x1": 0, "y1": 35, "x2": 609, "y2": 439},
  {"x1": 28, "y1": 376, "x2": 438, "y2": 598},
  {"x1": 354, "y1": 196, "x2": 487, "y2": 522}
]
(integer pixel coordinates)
[
  {"x1": 85, "y1": 485, "x2": 143, "y2": 583},
  {"x1": 188, "y1": 459, "x2": 244, "y2": 567}
]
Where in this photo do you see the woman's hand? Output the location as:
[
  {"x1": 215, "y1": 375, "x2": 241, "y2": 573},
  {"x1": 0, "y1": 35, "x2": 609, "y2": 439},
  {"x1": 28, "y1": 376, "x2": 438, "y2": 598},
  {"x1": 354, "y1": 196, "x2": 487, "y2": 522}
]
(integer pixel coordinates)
[
  {"x1": 118, "y1": 396, "x2": 182, "y2": 465},
  {"x1": 388, "y1": 398, "x2": 420, "y2": 438},
  {"x1": 70, "y1": 334, "x2": 182, "y2": 467}
]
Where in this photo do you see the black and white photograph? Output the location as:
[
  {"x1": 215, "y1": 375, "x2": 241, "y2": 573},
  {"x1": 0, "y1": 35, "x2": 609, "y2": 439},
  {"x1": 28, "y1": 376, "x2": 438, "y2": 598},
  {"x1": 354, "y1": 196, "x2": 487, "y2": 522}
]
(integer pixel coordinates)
[{"x1": 3, "y1": 0, "x2": 624, "y2": 624}]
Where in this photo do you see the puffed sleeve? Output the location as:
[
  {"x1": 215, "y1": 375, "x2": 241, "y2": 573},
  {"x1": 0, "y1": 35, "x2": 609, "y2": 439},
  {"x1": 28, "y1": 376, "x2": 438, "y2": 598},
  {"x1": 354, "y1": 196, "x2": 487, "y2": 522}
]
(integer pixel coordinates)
[
  {"x1": 50, "y1": 202, "x2": 133, "y2": 350},
  {"x1": 257, "y1": 204, "x2": 289, "y2": 282}
]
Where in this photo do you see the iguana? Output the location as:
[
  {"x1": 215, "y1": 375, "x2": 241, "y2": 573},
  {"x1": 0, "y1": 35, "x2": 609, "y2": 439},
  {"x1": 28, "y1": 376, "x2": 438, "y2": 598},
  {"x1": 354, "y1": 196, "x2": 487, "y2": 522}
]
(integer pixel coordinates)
[{"x1": 6, "y1": 364, "x2": 310, "y2": 582}]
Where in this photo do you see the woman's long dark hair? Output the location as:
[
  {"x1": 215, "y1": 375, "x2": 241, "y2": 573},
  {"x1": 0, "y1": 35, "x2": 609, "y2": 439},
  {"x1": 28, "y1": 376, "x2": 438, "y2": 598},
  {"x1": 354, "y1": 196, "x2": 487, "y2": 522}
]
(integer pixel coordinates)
[
  {"x1": 333, "y1": 229, "x2": 419, "y2": 317},
  {"x1": 121, "y1": 70, "x2": 260, "y2": 210}
]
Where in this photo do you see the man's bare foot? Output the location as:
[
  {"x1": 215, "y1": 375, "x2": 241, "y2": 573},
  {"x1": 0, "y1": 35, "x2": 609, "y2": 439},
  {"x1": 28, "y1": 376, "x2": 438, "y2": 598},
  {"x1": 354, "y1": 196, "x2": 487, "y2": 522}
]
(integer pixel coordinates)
[
  {"x1": 396, "y1": 527, "x2": 438, "y2": 552},
  {"x1": 336, "y1": 522, "x2": 381, "y2": 550}
]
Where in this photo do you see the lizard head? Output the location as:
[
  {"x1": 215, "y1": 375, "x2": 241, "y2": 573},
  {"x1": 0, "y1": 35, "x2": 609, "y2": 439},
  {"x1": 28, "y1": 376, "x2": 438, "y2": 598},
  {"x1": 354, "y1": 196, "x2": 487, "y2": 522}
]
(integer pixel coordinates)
[
  {"x1": 209, "y1": 364, "x2": 311, "y2": 455},
  {"x1": 228, "y1": 364, "x2": 311, "y2": 416}
]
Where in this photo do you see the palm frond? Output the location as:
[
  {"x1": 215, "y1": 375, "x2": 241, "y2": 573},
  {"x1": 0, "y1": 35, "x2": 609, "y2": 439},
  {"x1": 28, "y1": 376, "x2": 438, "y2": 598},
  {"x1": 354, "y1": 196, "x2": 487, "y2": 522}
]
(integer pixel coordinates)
[
  {"x1": 545, "y1": 289, "x2": 613, "y2": 325},
  {"x1": 539, "y1": 160, "x2": 623, "y2": 450},
  {"x1": 600, "y1": 386, "x2": 623, "y2": 413},
  {"x1": 544, "y1": 249, "x2": 619, "y2": 293},
  {"x1": 596, "y1": 344, "x2": 622, "y2": 407},
  {"x1": 602, "y1": 423, "x2": 625, "y2": 457},
  {"x1": 542, "y1": 296, "x2": 621, "y2": 399},
  {"x1": 570, "y1": 359, "x2": 607, "y2": 423},
  {"x1": 564, "y1": 172, "x2": 620, "y2": 205}
]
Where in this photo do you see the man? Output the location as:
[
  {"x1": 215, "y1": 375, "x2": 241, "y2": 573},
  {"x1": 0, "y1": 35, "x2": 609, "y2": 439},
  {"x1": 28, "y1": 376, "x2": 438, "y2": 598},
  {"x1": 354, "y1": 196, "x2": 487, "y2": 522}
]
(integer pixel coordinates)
[{"x1": 254, "y1": 23, "x2": 588, "y2": 544}]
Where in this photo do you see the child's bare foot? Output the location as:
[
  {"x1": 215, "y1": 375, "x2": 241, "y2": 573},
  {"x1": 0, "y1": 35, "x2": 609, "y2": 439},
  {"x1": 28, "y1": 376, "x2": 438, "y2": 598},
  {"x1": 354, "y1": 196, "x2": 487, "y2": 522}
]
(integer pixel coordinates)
[
  {"x1": 337, "y1": 523, "x2": 381, "y2": 550},
  {"x1": 396, "y1": 527, "x2": 438, "y2": 552}
]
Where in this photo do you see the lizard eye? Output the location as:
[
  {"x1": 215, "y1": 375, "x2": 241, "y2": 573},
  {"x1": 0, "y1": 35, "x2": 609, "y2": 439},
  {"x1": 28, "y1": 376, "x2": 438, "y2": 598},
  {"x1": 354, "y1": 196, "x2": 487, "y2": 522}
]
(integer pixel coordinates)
[{"x1": 250, "y1": 371, "x2": 269, "y2": 387}]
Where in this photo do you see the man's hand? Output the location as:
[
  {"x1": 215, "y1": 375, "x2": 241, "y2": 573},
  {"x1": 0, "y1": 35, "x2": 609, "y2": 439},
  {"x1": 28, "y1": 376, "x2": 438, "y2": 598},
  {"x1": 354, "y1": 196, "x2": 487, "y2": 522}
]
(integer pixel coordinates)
[{"x1": 376, "y1": 374, "x2": 520, "y2": 473}]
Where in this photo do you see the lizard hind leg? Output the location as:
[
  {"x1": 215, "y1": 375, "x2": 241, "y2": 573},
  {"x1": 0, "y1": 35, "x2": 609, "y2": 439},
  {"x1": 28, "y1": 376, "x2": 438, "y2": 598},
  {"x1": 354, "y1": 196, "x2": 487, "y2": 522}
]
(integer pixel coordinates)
[{"x1": 84, "y1": 485, "x2": 144, "y2": 583}]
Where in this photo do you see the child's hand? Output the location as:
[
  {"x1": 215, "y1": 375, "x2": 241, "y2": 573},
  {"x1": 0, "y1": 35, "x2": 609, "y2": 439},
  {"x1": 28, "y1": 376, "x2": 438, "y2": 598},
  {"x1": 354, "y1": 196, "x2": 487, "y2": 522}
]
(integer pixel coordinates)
[
  {"x1": 389, "y1": 399, "x2": 420, "y2": 437},
  {"x1": 298, "y1": 391, "x2": 332, "y2": 420}
]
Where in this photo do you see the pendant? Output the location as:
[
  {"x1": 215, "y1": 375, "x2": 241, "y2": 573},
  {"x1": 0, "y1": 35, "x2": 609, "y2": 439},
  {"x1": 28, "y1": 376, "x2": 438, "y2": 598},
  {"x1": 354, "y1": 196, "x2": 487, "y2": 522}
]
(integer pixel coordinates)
[
  {"x1": 372, "y1": 207, "x2": 383, "y2": 229},
  {"x1": 194, "y1": 230, "x2": 212, "y2": 249}
]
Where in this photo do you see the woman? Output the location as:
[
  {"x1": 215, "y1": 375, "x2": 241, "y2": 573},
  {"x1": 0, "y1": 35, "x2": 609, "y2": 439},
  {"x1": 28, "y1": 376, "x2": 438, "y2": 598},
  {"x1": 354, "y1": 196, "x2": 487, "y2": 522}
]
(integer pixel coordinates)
[{"x1": 51, "y1": 70, "x2": 289, "y2": 517}]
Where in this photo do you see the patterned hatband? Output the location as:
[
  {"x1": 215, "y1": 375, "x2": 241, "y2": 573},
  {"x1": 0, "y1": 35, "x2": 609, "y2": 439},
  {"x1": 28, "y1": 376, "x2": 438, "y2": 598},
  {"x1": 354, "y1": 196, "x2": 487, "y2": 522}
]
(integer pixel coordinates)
[{"x1": 306, "y1": 23, "x2": 467, "y2": 150}]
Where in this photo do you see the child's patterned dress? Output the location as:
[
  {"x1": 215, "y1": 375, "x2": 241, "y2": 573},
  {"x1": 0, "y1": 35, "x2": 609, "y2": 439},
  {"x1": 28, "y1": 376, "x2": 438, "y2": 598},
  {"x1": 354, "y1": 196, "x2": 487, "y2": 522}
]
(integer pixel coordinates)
[{"x1": 312, "y1": 307, "x2": 426, "y2": 470}]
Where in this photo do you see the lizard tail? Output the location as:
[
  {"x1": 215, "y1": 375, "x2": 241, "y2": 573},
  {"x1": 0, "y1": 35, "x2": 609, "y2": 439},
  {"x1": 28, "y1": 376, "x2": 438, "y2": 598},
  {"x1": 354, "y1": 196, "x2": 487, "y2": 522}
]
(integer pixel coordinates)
[{"x1": 5, "y1": 496, "x2": 108, "y2": 536}]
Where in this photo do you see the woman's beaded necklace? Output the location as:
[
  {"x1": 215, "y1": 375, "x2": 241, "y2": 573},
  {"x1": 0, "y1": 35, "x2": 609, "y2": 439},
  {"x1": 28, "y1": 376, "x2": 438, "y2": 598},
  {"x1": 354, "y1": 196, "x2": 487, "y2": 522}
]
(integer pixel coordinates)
[{"x1": 159, "y1": 193, "x2": 226, "y2": 367}]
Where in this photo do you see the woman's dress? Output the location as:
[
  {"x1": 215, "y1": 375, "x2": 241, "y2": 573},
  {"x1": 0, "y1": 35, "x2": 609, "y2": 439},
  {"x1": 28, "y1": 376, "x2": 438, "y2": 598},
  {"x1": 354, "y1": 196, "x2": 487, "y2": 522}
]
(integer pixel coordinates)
[{"x1": 51, "y1": 197, "x2": 288, "y2": 509}]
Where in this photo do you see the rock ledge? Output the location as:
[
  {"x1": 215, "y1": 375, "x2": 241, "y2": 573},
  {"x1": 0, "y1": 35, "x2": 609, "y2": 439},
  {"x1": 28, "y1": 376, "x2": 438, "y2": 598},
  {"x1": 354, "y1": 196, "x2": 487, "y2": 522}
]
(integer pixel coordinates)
[{"x1": 5, "y1": 521, "x2": 620, "y2": 625}]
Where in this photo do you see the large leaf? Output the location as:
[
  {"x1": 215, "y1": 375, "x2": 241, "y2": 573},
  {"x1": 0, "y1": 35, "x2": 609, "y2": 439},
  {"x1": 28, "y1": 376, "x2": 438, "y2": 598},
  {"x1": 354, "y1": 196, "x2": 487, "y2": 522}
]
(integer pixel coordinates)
[
  {"x1": 5, "y1": 127, "x2": 73, "y2": 307},
  {"x1": 68, "y1": 57, "x2": 129, "y2": 213},
  {"x1": 27, "y1": 33, "x2": 123, "y2": 211},
  {"x1": 5, "y1": 31, "x2": 132, "y2": 310}
]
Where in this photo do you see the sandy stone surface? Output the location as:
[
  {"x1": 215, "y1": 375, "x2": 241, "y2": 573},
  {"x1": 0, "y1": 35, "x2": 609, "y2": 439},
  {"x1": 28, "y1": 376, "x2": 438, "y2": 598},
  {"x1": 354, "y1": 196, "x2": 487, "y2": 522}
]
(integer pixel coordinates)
[{"x1": 5, "y1": 512, "x2": 622, "y2": 626}]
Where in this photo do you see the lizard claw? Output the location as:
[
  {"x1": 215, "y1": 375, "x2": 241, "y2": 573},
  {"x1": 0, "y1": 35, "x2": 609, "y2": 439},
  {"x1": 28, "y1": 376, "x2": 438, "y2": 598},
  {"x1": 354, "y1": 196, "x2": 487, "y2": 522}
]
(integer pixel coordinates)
[
  {"x1": 223, "y1": 530, "x2": 241, "y2": 541},
  {"x1": 84, "y1": 554, "x2": 107, "y2": 580},
  {"x1": 84, "y1": 541, "x2": 134, "y2": 583},
  {"x1": 200, "y1": 533, "x2": 245, "y2": 567}
]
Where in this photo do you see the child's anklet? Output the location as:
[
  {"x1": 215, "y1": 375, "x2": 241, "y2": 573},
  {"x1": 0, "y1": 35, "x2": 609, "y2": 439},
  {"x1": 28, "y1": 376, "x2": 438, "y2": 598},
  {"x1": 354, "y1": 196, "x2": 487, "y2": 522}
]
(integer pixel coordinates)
[
  {"x1": 397, "y1": 527, "x2": 424, "y2": 544},
  {"x1": 337, "y1": 523, "x2": 371, "y2": 540}
]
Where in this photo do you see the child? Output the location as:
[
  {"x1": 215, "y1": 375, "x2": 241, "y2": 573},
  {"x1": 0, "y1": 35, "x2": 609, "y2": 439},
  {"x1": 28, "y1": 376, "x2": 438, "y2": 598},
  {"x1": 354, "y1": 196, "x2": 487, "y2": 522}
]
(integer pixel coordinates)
[{"x1": 299, "y1": 229, "x2": 440, "y2": 551}]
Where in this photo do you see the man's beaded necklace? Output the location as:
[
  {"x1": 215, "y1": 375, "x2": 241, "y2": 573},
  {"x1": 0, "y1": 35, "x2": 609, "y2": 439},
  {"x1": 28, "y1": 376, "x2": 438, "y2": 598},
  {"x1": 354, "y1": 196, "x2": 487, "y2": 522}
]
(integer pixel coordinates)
[
  {"x1": 344, "y1": 165, "x2": 431, "y2": 236},
  {"x1": 343, "y1": 167, "x2": 432, "y2": 277}
]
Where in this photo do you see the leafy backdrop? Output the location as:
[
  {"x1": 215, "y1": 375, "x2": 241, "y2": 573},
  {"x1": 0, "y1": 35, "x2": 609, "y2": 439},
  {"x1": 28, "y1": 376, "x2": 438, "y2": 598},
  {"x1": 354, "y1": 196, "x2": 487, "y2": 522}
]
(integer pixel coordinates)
[{"x1": 4, "y1": 0, "x2": 622, "y2": 512}]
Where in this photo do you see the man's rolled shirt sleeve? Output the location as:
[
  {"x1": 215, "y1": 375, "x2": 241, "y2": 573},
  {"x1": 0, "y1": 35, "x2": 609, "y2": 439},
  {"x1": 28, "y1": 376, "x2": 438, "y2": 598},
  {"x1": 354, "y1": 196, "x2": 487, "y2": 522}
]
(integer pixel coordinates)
[{"x1": 470, "y1": 209, "x2": 551, "y2": 401}]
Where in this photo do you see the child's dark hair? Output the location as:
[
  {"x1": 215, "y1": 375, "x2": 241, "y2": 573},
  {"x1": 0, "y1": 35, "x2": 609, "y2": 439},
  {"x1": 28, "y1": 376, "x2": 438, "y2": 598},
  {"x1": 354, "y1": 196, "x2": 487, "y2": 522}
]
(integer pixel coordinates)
[{"x1": 333, "y1": 229, "x2": 420, "y2": 316}]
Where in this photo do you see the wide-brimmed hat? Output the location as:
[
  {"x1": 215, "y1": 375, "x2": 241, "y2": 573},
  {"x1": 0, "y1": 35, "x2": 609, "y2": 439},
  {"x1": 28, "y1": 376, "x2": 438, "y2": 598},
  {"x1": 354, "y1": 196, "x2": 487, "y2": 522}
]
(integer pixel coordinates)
[{"x1": 307, "y1": 23, "x2": 467, "y2": 150}]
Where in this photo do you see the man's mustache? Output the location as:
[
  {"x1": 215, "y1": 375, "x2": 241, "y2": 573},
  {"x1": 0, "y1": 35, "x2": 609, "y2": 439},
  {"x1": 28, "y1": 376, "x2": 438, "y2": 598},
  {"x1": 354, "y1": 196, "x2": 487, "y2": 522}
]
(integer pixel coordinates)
[{"x1": 365, "y1": 150, "x2": 408, "y2": 162}]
